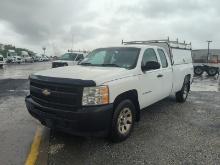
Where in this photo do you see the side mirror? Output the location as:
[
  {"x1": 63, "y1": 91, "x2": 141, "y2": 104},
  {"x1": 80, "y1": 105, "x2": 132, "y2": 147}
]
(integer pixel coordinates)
[{"x1": 142, "y1": 61, "x2": 160, "y2": 71}]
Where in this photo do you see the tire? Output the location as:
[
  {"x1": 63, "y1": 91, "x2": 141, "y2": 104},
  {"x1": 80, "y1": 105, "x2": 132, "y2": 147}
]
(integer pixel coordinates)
[
  {"x1": 207, "y1": 68, "x2": 218, "y2": 76},
  {"x1": 110, "y1": 99, "x2": 136, "y2": 142},
  {"x1": 176, "y1": 79, "x2": 190, "y2": 103},
  {"x1": 194, "y1": 66, "x2": 203, "y2": 76}
]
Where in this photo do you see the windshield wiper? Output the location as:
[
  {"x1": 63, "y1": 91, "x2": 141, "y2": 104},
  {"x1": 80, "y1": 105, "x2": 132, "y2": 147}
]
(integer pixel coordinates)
[
  {"x1": 80, "y1": 63, "x2": 121, "y2": 67},
  {"x1": 101, "y1": 64, "x2": 120, "y2": 67}
]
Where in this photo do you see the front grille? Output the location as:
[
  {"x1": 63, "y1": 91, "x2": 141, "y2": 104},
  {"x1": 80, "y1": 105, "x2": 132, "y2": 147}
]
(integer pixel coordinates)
[
  {"x1": 52, "y1": 62, "x2": 68, "y2": 68},
  {"x1": 30, "y1": 78, "x2": 83, "y2": 111}
]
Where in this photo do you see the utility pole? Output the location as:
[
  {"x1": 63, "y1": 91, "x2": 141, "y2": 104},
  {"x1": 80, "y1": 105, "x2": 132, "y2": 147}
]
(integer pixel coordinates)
[
  {"x1": 71, "y1": 34, "x2": 74, "y2": 52},
  {"x1": 206, "y1": 40, "x2": 212, "y2": 63},
  {"x1": 42, "y1": 47, "x2": 46, "y2": 55}
]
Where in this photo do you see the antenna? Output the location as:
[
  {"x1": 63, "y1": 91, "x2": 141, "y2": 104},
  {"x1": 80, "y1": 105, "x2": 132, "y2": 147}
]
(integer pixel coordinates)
[{"x1": 71, "y1": 34, "x2": 74, "y2": 51}]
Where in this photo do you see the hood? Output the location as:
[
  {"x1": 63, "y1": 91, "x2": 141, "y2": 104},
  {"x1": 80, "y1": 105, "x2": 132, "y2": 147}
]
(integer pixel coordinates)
[{"x1": 34, "y1": 65, "x2": 131, "y2": 85}]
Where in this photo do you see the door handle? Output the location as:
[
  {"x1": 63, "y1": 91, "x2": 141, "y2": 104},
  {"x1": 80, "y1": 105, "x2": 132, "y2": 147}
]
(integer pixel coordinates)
[{"x1": 157, "y1": 74, "x2": 163, "y2": 78}]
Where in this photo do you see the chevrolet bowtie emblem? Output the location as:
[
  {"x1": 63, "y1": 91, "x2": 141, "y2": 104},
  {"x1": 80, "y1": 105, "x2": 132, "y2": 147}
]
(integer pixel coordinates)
[{"x1": 42, "y1": 89, "x2": 51, "y2": 96}]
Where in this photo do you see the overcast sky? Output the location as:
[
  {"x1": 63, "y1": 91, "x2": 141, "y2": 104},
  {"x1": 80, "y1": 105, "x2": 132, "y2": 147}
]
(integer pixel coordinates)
[{"x1": 0, "y1": 0, "x2": 220, "y2": 55}]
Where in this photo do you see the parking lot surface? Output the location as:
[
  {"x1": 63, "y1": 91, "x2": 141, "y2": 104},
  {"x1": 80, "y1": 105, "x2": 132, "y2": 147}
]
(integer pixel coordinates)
[
  {"x1": 0, "y1": 62, "x2": 50, "y2": 165},
  {"x1": 48, "y1": 91, "x2": 220, "y2": 165},
  {"x1": 0, "y1": 78, "x2": 36, "y2": 165},
  {"x1": 0, "y1": 62, "x2": 51, "y2": 79},
  {"x1": 0, "y1": 62, "x2": 219, "y2": 165}
]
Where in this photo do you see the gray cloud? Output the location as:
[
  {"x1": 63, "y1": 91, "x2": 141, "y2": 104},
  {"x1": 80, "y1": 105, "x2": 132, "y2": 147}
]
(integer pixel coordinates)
[
  {"x1": 118, "y1": 0, "x2": 216, "y2": 18},
  {"x1": 117, "y1": 0, "x2": 220, "y2": 48},
  {"x1": 0, "y1": 0, "x2": 95, "y2": 44},
  {"x1": 0, "y1": 0, "x2": 220, "y2": 54}
]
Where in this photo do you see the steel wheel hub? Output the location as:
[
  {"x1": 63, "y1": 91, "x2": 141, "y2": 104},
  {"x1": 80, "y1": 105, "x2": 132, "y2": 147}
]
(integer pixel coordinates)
[{"x1": 117, "y1": 107, "x2": 133, "y2": 135}]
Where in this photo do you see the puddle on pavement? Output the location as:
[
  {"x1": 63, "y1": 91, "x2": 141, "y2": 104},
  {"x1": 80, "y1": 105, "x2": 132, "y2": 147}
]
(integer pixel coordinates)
[
  {"x1": 49, "y1": 144, "x2": 65, "y2": 155},
  {"x1": 0, "y1": 62, "x2": 51, "y2": 79},
  {"x1": 191, "y1": 74, "x2": 220, "y2": 92}
]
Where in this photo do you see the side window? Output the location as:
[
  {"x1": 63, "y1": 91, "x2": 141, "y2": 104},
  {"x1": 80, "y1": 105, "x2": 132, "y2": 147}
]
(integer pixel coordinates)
[
  {"x1": 157, "y1": 49, "x2": 168, "y2": 68},
  {"x1": 142, "y1": 48, "x2": 158, "y2": 66},
  {"x1": 75, "y1": 54, "x2": 84, "y2": 61}
]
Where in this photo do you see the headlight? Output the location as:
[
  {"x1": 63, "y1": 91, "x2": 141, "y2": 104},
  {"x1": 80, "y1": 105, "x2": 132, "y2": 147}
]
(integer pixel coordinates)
[{"x1": 82, "y1": 86, "x2": 109, "y2": 106}]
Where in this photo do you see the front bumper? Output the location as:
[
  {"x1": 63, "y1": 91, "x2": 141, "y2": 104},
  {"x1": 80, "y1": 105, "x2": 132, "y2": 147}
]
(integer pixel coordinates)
[
  {"x1": 52, "y1": 62, "x2": 68, "y2": 68},
  {"x1": 25, "y1": 96, "x2": 113, "y2": 137}
]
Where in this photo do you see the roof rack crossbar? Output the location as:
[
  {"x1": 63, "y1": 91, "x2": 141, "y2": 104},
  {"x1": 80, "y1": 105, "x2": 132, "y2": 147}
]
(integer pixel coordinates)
[{"x1": 121, "y1": 38, "x2": 192, "y2": 50}]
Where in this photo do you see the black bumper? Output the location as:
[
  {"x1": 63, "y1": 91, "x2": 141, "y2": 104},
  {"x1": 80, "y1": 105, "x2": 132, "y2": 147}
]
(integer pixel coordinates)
[
  {"x1": 25, "y1": 96, "x2": 113, "y2": 137},
  {"x1": 52, "y1": 62, "x2": 68, "y2": 68}
]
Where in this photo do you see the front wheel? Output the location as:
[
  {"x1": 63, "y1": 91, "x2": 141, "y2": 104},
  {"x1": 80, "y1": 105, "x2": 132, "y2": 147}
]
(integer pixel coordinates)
[
  {"x1": 110, "y1": 99, "x2": 135, "y2": 142},
  {"x1": 176, "y1": 81, "x2": 190, "y2": 103}
]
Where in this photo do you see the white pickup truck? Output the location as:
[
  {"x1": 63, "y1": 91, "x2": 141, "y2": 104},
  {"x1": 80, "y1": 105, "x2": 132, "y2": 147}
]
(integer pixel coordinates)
[
  {"x1": 25, "y1": 39, "x2": 193, "y2": 142},
  {"x1": 52, "y1": 52, "x2": 86, "y2": 68}
]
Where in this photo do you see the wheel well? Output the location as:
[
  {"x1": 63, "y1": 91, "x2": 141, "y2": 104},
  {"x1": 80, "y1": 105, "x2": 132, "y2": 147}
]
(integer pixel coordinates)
[
  {"x1": 185, "y1": 74, "x2": 191, "y2": 91},
  {"x1": 113, "y1": 90, "x2": 140, "y2": 121},
  {"x1": 185, "y1": 74, "x2": 191, "y2": 83}
]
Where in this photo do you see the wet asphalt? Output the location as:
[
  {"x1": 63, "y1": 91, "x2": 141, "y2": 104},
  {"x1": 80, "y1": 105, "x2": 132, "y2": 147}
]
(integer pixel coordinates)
[
  {"x1": 0, "y1": 62, "x2": 50, "y2": 165},
  {"x1": 48, "y1": 92, "x2": 220, "y2": 165},
  {"x1": 0, "y1": 62, "x2": 219, "y2": 165}
]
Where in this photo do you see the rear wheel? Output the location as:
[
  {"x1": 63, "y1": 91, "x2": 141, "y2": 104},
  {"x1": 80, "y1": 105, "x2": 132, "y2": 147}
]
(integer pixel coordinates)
[
  {"x1": 194, "y1": 66, "x2": 203, "y2": 76},
  {"x1": 207, "y1": 68, "x2": 218, "y2": 76},
  {"x1": 176, "y1": 79, "x2": 190, "y2": 103},
  {"x1": 110, "y1": 99, "x2": 135, "y2": 142}
]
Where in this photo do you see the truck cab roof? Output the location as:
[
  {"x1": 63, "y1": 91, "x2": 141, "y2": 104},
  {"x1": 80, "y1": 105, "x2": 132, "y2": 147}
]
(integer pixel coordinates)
[{"x1": 99, "y1": 45, "x2": 160, "y2": 50}]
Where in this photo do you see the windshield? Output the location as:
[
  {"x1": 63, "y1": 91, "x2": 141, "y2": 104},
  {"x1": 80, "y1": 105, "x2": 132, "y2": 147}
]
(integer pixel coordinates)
[
  {"x1": 59, "y1": 53, "x2": 77, "y2": 61},
  {"x1": 79, "y1": 47, "x2": 140, "y2": 69}
]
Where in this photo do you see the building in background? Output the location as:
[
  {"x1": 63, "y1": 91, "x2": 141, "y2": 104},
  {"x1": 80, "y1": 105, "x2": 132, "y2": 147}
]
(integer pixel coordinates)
[{"x1": 192, "y1": 49, "x2": 220, "y2": 63}]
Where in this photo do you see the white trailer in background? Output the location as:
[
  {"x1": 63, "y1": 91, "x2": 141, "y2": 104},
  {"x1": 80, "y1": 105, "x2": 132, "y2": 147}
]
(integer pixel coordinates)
[
  {"x1": 192, "y1": 50, "x2": 220, "y2": 76},
  {"x1": 6, "y1": 50, "x2": 23, "y2": 64},
  {"x1": 193, "y1": 63, "x2": 219, "y2": 76}
]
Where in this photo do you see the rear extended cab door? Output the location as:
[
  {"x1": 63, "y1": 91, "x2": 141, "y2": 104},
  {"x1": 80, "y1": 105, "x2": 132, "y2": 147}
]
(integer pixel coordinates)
[{"x1": 156, "y1": 48, "x2": 173, "y2": 98}]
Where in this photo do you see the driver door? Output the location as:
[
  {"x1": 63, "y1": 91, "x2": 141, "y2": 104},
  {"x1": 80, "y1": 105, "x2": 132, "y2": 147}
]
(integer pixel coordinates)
[{"x1": 138, "y1": 48, "x2": 162, "y2": 108}]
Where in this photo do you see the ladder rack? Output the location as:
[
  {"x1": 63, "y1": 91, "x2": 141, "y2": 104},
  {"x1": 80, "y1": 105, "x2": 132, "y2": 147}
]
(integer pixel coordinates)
[{"x1": 121, "y1": 38, "x2": 192, "y2": 50}]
